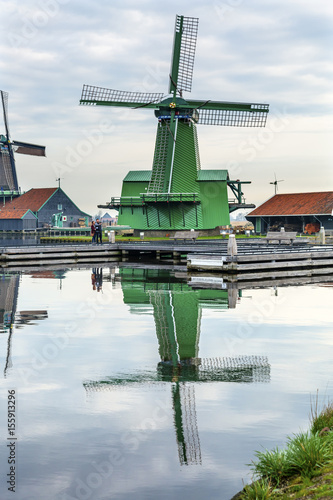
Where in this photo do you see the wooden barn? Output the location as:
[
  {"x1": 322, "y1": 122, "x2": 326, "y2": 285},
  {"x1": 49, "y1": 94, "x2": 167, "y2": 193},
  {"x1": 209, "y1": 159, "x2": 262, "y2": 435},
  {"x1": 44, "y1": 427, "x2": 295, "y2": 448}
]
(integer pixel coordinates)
[
  {"x1": 0, "y1": 187, "x2": 90, "y2": 229},
  {"x1": 246, "y1": 192, "x2": 333, "y2": 234},
  {"x1": 0, "y1": 208, "x2": 37, "y2": 231}
]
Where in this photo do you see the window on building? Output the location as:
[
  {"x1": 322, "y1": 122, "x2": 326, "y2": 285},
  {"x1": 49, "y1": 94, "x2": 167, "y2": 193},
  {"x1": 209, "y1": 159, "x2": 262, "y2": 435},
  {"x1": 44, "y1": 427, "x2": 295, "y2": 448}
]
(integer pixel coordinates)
[{"x1": 57, "y1": 204, "x2": 62, "y2": 210}]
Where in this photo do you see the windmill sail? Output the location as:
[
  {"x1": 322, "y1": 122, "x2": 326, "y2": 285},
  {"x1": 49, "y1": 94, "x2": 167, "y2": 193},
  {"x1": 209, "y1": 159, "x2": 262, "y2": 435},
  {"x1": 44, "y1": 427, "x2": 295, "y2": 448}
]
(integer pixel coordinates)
[
  {"x1": 80, "y1": 85, "x2": 164, "y2": 107},
  {"x1": 1, "y1": 90, "x2": 18, "y2": 191},
  {"x1": 196, "y1": 105, "x2": 269, "y2": 126},
  {"x1": 12, "y1": 140, "x2": 46, "y2": 157},
  {"x1": 0, "y1": 143, "x2": 17, "y2": 191},
  {"x1": 169, "y1": 15, "x2": 199, "y2": 95}
]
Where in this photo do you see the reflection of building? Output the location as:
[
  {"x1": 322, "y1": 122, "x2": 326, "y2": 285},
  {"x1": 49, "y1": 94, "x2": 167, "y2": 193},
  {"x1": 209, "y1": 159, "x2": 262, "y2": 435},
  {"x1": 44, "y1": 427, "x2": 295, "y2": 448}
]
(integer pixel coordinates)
[
  {"x1": 0, "y1": 273, "x2": 20, "y2": 332},
  {"x1": 84, "y1": 267, "x2": 270, "y2": 466},
  {"x1": 16, "y1": 310, "x2": 48, "y2": 325},
  {"x1": 0, "y1": 271, "x2": 51, "y2": 376}
]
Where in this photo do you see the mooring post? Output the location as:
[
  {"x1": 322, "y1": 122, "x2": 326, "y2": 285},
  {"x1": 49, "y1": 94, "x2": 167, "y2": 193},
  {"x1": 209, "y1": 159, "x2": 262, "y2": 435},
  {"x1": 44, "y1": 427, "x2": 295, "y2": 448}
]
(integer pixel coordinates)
[
  {"x1": 108, "y1": 230, "x2": 115, "y2": 244},
  {"x1": 227, "y1": 234, "x2": 237, "y2": 256},
  {"x1": 156, "y1": 250, "x2": 161, "y2": 260},
  {"x1": 228, "y1": 285, "x2": 238, "y2": 309},
  {"x1": 319, "y1": 226, "x2": 326, "y2": 245}
]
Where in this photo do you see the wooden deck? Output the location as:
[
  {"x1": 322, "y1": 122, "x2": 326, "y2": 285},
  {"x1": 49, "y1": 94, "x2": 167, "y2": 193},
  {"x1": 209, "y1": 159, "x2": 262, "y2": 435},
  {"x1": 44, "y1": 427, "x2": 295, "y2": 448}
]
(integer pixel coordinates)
[
  {"x1": 187, "y1": 245, "x2": 333, "y2": 279},
  {"x1": 0, "y1": 240, "x2": 332, "y2": 279}
]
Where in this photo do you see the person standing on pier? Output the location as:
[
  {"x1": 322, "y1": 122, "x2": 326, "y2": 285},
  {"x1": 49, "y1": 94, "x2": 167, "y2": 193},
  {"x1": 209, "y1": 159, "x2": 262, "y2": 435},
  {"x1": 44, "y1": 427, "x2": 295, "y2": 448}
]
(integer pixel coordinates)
[
  {"x1": 91, "y1": 220, "x2": 96, "y2": 244},
  {"x1": 95, "y1": 219, "x2": 102, "y2": 244}
]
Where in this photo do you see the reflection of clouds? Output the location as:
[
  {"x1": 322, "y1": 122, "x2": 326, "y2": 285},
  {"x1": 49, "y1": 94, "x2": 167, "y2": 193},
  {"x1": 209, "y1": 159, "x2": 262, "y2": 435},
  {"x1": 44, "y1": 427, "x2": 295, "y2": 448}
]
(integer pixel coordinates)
[
  {"x1": 19, "y1": 383, "x2": 63, "y2": 394},
  {"x1": 0, "y1": 269, "x2": 332, "y2": 499},
  {"x1": 227, "y1": 287, "x2": 333, "y2": 326}
]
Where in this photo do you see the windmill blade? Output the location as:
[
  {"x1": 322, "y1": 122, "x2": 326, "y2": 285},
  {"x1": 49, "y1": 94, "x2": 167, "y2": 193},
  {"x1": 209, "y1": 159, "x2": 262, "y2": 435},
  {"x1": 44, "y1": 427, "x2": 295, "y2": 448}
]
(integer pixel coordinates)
[
  {"x1": 0, "y1": 91, "x2": 18, "y2": 190},
  {"x1": 196, "y1": 107, "x2": 268, "y2": 127},
  {"x1": 169, "y1": 15, "x2": 199, "y2": 95},
  {"x1": 1, "y1": 90, "x2": 11, "y2": 140},
  {"x1": 83, "y1": 355, "x2": 270, "y2": 389},
  {"x1": 0, "y1": 146, "x2": 17, "y2": 191},
  {"x1": 12, "y1": 140, "x2": 46, "y2": 157},
  {"x1": 186, "y1": 99, "x2": 269, "y2": 127},
  {"x1": 80, "y1": 85, "x2": 164, "y2": 108}
]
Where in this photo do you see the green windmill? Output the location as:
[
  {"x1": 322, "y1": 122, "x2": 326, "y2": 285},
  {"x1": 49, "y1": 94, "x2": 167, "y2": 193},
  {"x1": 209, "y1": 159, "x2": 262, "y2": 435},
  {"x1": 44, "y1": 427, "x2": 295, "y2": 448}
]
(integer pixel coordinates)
[{"x1": 80, "y1": 15, "x2": 269, "y2": 233}]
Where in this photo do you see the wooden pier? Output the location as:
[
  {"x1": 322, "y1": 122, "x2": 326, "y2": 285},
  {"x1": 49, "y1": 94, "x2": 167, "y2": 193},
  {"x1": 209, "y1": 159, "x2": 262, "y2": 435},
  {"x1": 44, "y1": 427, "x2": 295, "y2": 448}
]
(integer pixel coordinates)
[
  {"x1": 0, "y1": 239, "x2": 332, "y2": 279},
  {"x1": 0, "y1": 244, "x2": 121, "y2": 267},
  {"x1": 187, "y1": 243, "x2": 333, "y2": 280}
]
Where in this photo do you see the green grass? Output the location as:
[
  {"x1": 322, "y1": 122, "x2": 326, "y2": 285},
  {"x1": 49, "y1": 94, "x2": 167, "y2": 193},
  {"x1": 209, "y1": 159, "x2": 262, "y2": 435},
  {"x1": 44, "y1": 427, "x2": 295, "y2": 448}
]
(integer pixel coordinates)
[
  {"x1": 241, "y1": 479, "x2": 273, "y2": 500},
  {"x1": 238, "y1": 400, "x2": 333, "y2": 500},
  {"x1": 287, "y1": 431, "x2": 333, "y2": 478},
  {"x1": 39, "y1": 234, "x2": 262, "y2": 243},
  {"x1": 310, "y1": 393, "x2": 333, "y2": 434},
  {"x1": 249, "y1": 447, "x2": 293, "y2": 485},
  {"x1": 39, "y1": 233, "x2": 316, "y2": 244}
]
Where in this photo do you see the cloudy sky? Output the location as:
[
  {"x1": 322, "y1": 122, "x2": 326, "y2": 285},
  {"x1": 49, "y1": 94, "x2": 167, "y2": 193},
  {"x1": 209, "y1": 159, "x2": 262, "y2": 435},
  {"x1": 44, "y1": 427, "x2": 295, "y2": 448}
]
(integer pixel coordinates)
[{"x1": 1, "y1": 0, "x2": 332, "y2": 217}]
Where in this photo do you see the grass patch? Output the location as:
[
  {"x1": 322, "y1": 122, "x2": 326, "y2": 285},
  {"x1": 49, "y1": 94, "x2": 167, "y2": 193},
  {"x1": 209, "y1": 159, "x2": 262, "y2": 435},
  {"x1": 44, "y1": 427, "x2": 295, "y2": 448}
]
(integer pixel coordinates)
[
  {"x1": 249, "y1": 447, "x2": 293, "y2": 485},
  {"x1": 310, "y1": 393, "x2": 333, "y2": 434},
  {"x1": 287, "y1": 431, "x2": 333, "y2": 479},
  {"x1": 239, "y1": 399, "x2": 333, "y2": 500},
  {"x1": 241, "y1": 479, "x2": 273, "y2": 500}
]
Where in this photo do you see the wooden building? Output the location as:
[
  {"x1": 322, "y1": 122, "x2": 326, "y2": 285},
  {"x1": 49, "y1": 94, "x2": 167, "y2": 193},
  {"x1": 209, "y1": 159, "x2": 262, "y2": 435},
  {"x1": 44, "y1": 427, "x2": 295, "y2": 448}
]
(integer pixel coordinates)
[
  {"x1": 0, "y1": 187, "x2": 90, "y2": 229},
  {"x1": 0, "y1": 208, "x2": 37, "y2": 231},
  {"x1": 246, "y1": 192, "x2": 333, "y2": 234}
]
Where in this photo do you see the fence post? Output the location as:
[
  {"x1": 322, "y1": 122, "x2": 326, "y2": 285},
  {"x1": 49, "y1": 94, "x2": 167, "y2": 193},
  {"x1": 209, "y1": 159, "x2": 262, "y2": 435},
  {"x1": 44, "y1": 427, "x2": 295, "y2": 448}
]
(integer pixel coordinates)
[{"x1": 227, "y1": 234, "x2": 237, "y2": 256}]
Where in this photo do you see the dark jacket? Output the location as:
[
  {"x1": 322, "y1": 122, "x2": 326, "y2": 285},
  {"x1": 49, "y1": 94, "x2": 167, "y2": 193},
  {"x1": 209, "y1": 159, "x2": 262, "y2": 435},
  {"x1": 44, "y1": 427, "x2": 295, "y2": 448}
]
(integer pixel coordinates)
[{"x1": 95, "y1": 221, "x2": 102, "y2": 233}]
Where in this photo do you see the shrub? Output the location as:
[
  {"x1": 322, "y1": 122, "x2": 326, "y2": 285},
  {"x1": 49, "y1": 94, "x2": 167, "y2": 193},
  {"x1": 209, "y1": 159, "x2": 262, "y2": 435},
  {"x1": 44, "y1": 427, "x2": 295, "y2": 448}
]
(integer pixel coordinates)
[
  {"x1": 311, "y1": 402, "x2": 333, "y2": 434},
  {"x1": 241, "y1": 479, "x2": 272, "y2": 500},
  {"x1": 249, "y1": 447, "x2": 292, "y2": 485},
  {"x1": 286, "y1": 431, "x2": 332, "y2": 478}
]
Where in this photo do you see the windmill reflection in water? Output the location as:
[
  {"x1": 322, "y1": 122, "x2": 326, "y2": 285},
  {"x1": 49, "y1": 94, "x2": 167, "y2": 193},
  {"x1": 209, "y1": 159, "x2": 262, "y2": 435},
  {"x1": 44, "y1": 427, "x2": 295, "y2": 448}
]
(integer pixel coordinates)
[{"x1": 84, "y1": 268, "x2": 270, "y2": 466}]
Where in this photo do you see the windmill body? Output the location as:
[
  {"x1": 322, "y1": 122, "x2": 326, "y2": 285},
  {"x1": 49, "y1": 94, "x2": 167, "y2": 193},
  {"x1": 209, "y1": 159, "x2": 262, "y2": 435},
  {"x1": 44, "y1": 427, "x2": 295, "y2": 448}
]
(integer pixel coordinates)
[
  {"x1": 0, "y1": 90, "x2": 45, "y2": 204},
  {"x1": 80, "y1": 15, "x2": 269, "y2": 232}
]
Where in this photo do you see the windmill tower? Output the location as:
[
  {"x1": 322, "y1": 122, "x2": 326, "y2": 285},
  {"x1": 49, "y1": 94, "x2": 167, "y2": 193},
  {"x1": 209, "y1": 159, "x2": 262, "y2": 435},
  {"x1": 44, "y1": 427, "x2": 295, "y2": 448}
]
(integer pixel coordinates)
[
  {"x1": 80, "y1": 15, "x2": 269, "y2": 233},
  {"x1": 0, "y1": 90, "x2": 46, "y2": 204}
]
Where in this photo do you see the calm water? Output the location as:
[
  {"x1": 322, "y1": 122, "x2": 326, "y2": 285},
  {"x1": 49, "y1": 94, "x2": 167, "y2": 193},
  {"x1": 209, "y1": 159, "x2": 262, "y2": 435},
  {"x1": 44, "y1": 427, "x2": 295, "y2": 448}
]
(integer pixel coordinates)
[{"x1": 0, "y1": 265, "x2": 332, "y2": 500}]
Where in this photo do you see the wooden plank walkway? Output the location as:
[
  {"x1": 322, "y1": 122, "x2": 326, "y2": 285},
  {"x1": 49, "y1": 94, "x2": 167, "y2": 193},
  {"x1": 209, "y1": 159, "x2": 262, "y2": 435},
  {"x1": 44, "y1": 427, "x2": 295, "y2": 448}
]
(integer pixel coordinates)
[
  {"x1": 187, "y1": 244, "x2": 333, "y2": 279},
  {"x1": 188, "y1": 272, "x2": 333, "y2": 289},
  {"x1": 1, "y1": 239, "x2": 332, "y2": 280},
  {"x1": 0, "y1": 244, "x2": 121, "y2": 267}
]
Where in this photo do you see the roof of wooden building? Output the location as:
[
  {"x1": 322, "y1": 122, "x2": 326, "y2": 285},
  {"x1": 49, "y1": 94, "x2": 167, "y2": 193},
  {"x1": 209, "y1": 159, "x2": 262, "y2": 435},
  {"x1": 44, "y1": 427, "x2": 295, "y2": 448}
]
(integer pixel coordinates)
[
  {"x1": 0, "y1": 208, "x2": 37, "y2": 219},
  {"x1": 1, "y1": 188, "x2": 91, "y2": 217},
  {"x1": 2, "y1": 188, "x2": 58, "y2": 212},
  {"x1": 248, "y1": 192, "x2": 333, "y2": 216}
]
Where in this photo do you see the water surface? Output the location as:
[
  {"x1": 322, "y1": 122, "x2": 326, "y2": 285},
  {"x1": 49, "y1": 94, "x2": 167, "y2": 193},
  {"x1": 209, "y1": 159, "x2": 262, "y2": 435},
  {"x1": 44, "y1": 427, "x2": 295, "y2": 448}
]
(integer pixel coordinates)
[{"x1": 0, "y1": 266, "x2": 332, "y2": 500}]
